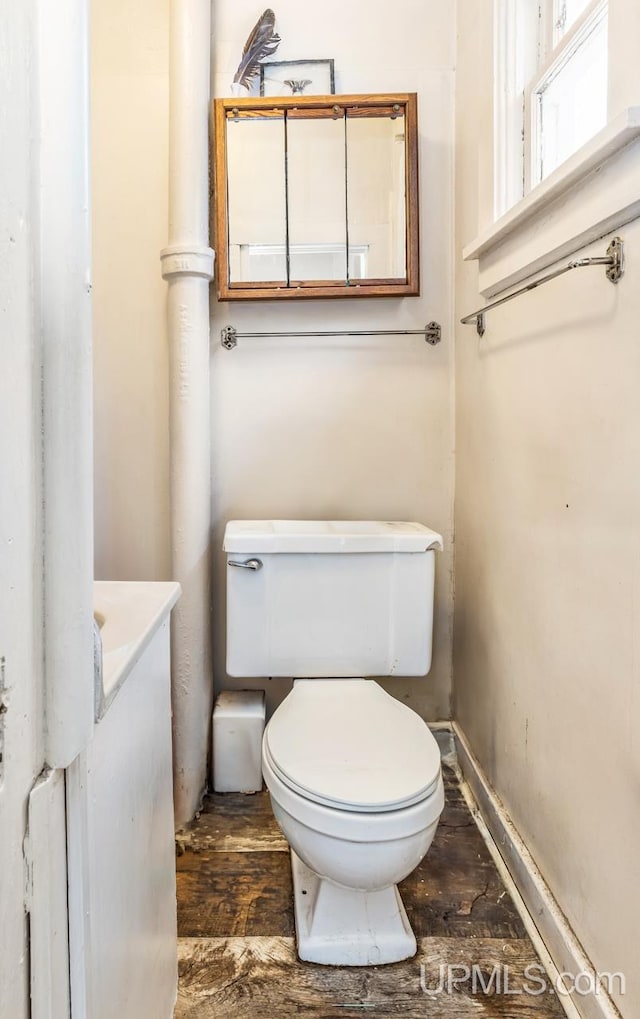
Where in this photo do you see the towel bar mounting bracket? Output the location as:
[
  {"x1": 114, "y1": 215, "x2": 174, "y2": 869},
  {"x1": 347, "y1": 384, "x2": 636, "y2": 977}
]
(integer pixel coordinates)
[
  {"x1": 221, "y1": 326, "x2": 238, "y2": 349},
  {"x1": 605, "y1": 235, "x2": 625, "y2": 283}
]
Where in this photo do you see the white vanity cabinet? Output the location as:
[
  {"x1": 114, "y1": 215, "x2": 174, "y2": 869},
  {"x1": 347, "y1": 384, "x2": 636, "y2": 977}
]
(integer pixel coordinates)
[{"x1": 67, "y1": 582, "x2": 180, "y2": 1019}]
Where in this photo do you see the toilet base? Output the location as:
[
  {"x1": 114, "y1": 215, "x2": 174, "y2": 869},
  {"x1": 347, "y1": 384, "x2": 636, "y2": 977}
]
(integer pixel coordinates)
[{"x1": 291, "y1": 851, "x2": 417, "y2": 966}]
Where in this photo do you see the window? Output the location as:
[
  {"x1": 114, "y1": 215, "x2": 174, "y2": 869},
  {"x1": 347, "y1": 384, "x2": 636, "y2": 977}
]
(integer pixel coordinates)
[
  {"x1": 530, "y1": 0, "x2": 608, "y2": 184},
  {"x1": 495, "y1": 0, "x2": 609, "y2": 214}
]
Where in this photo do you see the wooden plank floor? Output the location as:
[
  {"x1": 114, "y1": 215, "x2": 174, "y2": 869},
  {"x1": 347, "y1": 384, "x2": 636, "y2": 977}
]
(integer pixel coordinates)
[{"x1": 175, "y1": 767, "x2": 566, "y2": 1018}]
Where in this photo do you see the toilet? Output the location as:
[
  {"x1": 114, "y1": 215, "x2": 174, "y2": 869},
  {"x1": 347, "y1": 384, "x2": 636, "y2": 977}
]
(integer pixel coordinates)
[{"x1": 223, "y1": 519, "x2": 445, "y2": 966}]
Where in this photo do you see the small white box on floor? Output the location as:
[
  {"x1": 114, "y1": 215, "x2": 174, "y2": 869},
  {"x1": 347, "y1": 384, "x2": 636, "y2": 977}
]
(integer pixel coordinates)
[{"x1": 212, "y1": 690, "x2": 265, "y2": 793}]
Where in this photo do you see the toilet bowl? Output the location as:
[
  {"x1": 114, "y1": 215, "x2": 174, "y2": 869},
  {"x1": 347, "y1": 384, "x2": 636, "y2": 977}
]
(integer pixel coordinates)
[
  {"x1": 261, "y1": 678, "x2": 444, "y2": 965},
  {"x1": 223, "y1": 519, "x2": 445, "y2": 966}
]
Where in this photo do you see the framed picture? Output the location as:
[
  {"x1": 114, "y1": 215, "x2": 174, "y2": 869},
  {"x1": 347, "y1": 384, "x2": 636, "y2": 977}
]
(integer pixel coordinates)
[{"x1": 260, "y1": 59, "x2": 335, "y2": 97}]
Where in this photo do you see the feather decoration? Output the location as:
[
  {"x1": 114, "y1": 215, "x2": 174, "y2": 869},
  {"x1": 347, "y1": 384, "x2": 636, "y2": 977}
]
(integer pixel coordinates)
[{"x1": 233, "y1": 9, "x2": 281, "y2": 89}]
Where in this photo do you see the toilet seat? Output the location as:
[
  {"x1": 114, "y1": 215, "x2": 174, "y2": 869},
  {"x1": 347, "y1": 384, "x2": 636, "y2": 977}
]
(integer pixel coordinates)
[{"x1": 264, "y1": 679, "x2": 442, "y2": 813}]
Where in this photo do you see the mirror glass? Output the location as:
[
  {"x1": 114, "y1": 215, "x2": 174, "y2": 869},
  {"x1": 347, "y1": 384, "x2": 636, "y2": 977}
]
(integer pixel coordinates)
[
  {"x1": 226, "y1": 111, "x2": 287, "y2": 284},
  {"x1": 286, "y1": 110, "x2": 347, "y2": 283},
  {"x1": 346, "y1": 108, "x2": 406, "y2": 281}
]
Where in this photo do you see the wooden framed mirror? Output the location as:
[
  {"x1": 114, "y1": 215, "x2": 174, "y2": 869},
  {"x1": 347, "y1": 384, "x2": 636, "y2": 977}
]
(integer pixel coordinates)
[{"x1": 212, "y1": 93, "x2": 419, "y2": 301}]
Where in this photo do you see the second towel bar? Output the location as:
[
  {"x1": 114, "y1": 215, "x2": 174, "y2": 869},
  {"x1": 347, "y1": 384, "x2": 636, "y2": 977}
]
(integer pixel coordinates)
[{"x1": 461, "y1": 237, "x2": 624, "y2": 337}]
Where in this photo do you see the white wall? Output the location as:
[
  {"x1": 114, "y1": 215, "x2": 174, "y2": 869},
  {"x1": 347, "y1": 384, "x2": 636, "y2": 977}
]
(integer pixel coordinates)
[
  {"x1": 211, "y1": 0, "x2": 456, "y2": 719},
  {"x1": 454, "y1": 2, "x2": 640, "y2": 1014},
  {"x1": 92, "y1": 0, "x2": 171, "y2": 582}
]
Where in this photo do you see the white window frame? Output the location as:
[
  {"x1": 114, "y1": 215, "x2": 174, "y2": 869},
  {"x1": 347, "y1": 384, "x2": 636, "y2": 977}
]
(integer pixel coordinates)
[
  {"x1": 527, "y1": 0, "x2": 608, "y2": 188},
  {"x1": 494, "y1": 0, "x2": 608, "y2": 217}
]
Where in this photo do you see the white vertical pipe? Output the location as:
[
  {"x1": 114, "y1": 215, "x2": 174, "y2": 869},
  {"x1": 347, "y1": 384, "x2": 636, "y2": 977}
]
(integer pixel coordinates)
[
  {"x1": 39, "y1": 0, "x2": 95, "y2": 766},
  {"x1": 161, "y1": 0, "x2": 215, "y2": 826}
]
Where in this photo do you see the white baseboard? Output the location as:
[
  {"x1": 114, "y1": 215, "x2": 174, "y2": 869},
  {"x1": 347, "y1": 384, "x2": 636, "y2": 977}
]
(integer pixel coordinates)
[{"x1": 450, "y1": 722, "x2": 623, "y2": 1019}]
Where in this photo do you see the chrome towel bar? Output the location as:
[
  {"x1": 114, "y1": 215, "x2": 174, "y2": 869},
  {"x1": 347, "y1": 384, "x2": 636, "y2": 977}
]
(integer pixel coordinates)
[
  {"x1": 220, "y1": 322, "x2": 442, "y2": 349},
  {"x1": 461, "y1": 237, "x2": 624, "y2": 337}
]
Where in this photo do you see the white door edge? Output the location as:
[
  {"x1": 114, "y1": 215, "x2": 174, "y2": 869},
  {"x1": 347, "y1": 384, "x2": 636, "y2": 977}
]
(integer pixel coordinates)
[{"x1": 25, "y1": 768, "x2": 71, "y2": 1019}]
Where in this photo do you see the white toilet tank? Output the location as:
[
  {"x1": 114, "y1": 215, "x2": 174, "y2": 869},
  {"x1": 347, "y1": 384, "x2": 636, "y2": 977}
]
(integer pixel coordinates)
[{"x1": 224, "y1": 520, "x2": 443, "y2": 679}]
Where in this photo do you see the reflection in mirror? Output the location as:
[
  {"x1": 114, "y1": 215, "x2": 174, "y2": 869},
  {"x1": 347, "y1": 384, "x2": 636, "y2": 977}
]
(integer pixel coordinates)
[
  {"x1": 226, "y1": 111, "x2": 287, "y2": 284},
  {"x1": 346, "y1": 109, "x2": 406, "y2": 280},
  {"x1": 286, "y1": 111, "x2": 347, "y2": 282}
]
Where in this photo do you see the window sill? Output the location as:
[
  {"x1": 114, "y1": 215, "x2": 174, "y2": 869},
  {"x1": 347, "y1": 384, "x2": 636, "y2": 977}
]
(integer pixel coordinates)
[{"x1": 463, "y1": 106, "x2": 640, "y2": 297}]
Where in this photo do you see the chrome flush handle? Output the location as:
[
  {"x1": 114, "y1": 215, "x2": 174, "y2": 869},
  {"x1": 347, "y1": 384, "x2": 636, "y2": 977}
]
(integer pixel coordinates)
[{"x1": 228, "y1": 558, "x2": 263, "y2": 571}]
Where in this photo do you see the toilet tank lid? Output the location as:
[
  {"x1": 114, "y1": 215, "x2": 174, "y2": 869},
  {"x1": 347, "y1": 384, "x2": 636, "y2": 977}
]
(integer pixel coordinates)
[{"x1": 223, "y1": 520, "x2": 443, "y2": 554}]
